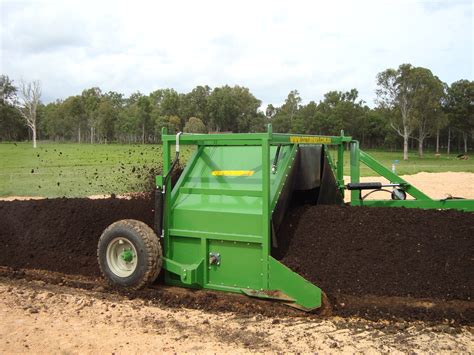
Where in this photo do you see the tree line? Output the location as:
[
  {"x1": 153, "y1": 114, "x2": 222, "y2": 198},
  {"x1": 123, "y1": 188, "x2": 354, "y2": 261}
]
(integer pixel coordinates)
[{"x1": 1, "y1": 63, "x2": 472, "y2": 159}]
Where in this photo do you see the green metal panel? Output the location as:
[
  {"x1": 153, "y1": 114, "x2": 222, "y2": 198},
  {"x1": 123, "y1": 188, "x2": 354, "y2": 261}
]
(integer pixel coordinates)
[
  {"x1": 207, "y1": 240, "x2": 263, "y2": 290},
  {"x1": 170, "y1": 144, "x2": 297, "y2": 237},
  {"x1": 159, "y1": 128, "x2": 329, "y2": 310},
  {"x1": 268, "y1": 257, "x2": 322, "y2": 310},
  {"x1": 167, "y1": 235, "x2": 201, "y2": 264},
  {"x1": 361, "y1": 198, "x2": 474, "y2": 212},
  {"x1": 161, "y1": 132, "x2": 352, "y2": 146},
  {"x1": 349, "y1": 141, "x2": 361, "y2": 205},
  {"x1": 172, "y1": 205, "x2": 263, "y2": 236}
]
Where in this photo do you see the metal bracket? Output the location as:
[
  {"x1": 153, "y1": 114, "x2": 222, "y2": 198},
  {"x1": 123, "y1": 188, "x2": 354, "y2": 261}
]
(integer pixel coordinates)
[{"x1": 209, "y1": 252, "x2": 221, "y2": 266}]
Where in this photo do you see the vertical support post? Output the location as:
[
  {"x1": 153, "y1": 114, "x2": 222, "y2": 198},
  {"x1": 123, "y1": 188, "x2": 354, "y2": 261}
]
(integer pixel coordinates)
[
  {"x1": 261, "y1": 127, "x2": 271, "y2": 289},
  {"x1": 162, "y1": 127, "x2": 172, "y2": 258},
  {"x1": 337, "y1": 142, "x2": 345, "y2": 193},
  {"x1": 350, "y1": 140, "x2": 361, "y2": 205}
]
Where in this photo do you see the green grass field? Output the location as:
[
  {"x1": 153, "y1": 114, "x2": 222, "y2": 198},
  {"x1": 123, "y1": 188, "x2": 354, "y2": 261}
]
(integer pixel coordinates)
[
  {"x1": 1, "y1": 142, "x2": 472, "y2": 197},
  {"x1": 0, "y1": 142, "x2": 193, "y2": 197}
]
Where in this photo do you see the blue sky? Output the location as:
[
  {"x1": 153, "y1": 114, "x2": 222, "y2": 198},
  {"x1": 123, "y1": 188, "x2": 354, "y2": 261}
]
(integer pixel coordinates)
[{"x1": 1, "y1": 0, "x2": 472, "y2": 108}]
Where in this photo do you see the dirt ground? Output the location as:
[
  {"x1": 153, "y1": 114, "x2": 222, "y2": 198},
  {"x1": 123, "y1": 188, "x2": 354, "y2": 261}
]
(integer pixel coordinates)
[
  {"x1": 1, "y1": 171, "x2": 473, "y2": 353},
  {"x1": 1, "y1": 276, "x2": 472, "y2": 354}
]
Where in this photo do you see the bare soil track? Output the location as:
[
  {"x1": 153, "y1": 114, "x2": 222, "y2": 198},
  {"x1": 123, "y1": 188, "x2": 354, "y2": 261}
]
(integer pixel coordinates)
[
  {"x1": 2, "y1": 276, "x2": 472, "y2": 353},
  {"x1": 1, "y1": 196, "x2": 473, "y2": 324}
]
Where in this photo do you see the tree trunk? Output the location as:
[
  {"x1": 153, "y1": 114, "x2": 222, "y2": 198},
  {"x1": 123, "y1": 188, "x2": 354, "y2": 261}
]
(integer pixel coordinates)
[
  {"x1": 78, "y1": 126, "x2": 81, "y2": 143},
  {"x1": 32, "y1": 125, "x2": 37, "y2": 148},
  {"x1": 418, "y1": 138, "x2": 423, "y2": 158},
  {"x1": 403, "y1": 127, "x2": 409, "y2": 161},
  {"x1": 142, "y1": 122, "x2": 145, "y2": 144},
  {"x1": 90, "y1": 126, "x2": 94, "y2": 144},
  {"x1": 436, "y1": 129, "x2": 440, "y2": 154},
  {"x1": 447, "y1": 127, "x2": 451, "y2": 155},
  {"x1": 463, "y1": 132, "x2": 468, "y2": 154}
]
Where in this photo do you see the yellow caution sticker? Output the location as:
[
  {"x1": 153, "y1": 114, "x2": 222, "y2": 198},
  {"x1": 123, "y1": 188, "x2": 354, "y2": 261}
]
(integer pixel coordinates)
[
  {"x1": 211, "y1": 170, "x2": 255, "y2": 176},
  {"x1": 290, "y1": 136, "x2": 332, "y2": 144}
]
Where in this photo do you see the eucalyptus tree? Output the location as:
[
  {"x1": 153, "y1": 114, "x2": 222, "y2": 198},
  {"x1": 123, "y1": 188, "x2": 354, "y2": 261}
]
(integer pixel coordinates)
[
  {"x1": 81, "y1": 87, "x2": 102, "y2": 143},
  {"x1": 377, "y1": 64, "x2": 421, "y2": 160},
  {"x1": 446, "y1": 80, "x2": 474, "y2": 154},
  {"x1": 0, "y1": 75, "x2": 24, "y2": 141},
  {"x1": 272, "y1": 90, "x2": 302, "y2": 133},
  {"x1": 18, "y1": 80, "x2": 42, "y2": 148},
  {"x1": 410, "y1": 68, "x2": 445, "y2": 157}
]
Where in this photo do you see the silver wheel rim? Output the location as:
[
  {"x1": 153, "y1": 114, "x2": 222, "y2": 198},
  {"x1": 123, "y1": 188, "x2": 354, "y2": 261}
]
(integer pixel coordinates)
[{"x1": 106, "y1": 237, "x2": 138, "y2": 277}]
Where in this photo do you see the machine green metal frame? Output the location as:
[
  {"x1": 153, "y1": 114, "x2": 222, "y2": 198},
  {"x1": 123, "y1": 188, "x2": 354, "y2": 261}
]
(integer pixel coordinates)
[
  {"x1": 348, "y1": 140, "x2": 474, "y2": 211},
  {"x1": 156, "y1": 125, "x2": 473, "y2": 311}
]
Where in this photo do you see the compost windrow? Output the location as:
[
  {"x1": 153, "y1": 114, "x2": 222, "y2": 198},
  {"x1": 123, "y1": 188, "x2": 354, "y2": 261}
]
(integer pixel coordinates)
[
  {"x1": 1, "y1": 197, "x2": 473, "y2": 319},
  {"x1": 0, "y1": 196, "x2": 154, "y2": 276},
  {"x1": 276, "y1": 204, "x2": 474, "y2": 302}
]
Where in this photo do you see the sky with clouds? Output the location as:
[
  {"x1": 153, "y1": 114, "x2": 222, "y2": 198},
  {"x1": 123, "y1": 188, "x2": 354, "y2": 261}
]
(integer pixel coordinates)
[{"x1": 1, "y1": 0, "x2": 472, "y2": 108}]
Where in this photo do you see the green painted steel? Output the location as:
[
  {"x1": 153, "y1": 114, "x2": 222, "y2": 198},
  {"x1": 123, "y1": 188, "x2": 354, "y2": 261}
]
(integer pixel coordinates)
[
  {"x1": 349, "y1": 140, "x2": 474, "y2": 212},
  {"x1": 268, "y1": 257, "x2": 322, "y2": 310},
  {"x1": 158, "y1": 126, "x2": 340, "y2": 310},
  {"x1": 361, "y1": 199, "x2": 474, "y2": 211},
  {"x1": 349, "y1": 141, "x2": 361, "y2": 204},
  {"x1": 155, "y1": 126, "x2": 473, "y2": 311}
]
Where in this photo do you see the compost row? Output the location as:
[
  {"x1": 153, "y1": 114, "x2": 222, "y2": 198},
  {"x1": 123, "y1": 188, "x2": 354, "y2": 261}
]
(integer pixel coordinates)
[
  {"x1": 0, "y1": 197, "x2": 154, "y2": 277},
  {"x1": 276, "y1": 204, "x2": 474, "y2": 302},
  {"x1": 1, "y1": 197, "x2": 473, "y2": 322}
]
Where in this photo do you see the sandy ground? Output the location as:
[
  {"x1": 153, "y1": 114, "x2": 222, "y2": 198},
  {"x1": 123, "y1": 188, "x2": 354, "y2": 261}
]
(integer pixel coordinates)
[
  {"x1": 343, "y1": 171, "x2": 474, "y2": 201},
  {"x1": 0, "y1": 277, "x2": 472, "y2": 354}
]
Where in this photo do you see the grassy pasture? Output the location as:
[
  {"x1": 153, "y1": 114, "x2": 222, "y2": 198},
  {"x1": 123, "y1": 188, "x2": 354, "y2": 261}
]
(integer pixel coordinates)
[
  {"x1": 0, "y1": 142, "x2": 193, "y2": 197},
  {"x1": 0, "y1": 142, "x2": 472, "y2": 197}
]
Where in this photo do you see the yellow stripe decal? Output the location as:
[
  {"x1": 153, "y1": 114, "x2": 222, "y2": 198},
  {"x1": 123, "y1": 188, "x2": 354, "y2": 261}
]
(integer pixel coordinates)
[
  {"x1": 211, "y1": 170, "x2": 255, "y2": 176},
  {"x1": 290, "y1": 136, "x2": 332, "y2": 144}
]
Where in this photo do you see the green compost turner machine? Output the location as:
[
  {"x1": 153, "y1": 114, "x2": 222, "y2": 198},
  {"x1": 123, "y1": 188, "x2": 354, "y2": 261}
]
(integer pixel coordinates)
[{"x1": 97, "y1": 125, "x2": 474, "y2": 311}]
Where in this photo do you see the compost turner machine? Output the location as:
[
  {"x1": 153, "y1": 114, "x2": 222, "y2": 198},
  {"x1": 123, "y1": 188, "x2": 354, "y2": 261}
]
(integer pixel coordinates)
[{"x1": 97, "y1": 126, "x2": 474, "y2": 311}]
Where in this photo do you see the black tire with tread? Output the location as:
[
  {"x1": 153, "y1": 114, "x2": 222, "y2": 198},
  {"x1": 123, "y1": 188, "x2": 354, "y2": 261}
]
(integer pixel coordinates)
[{"x1": 97, "y1": 219, "x2": 162, "y2": 289}]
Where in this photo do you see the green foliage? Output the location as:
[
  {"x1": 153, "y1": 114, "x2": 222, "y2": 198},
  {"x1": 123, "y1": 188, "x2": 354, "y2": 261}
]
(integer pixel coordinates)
[
  {"x1": 207, "y1": 85, "x2": 261, "y2": 132},
  {"x1": 272, "y1": 90, "x2": 301, "y2": 133},
  {"x1": 0, "y1": 75, "x2": 25, "y2": 141},
  {"x1": 178, "y1": 85, "x2": 210, "y2": 123},
  {"x1": 446, "y1": 80, "x2": 474, "y2": 133},
  {"x1": 1, "y1": 65, "x2": 471, "y2": 155},
  {"x1": 376, "y1": 64, "x2": 449, "y2": 158},
  {"x1": 184, "y1": 117, "x2": 207, "y2": 133}
]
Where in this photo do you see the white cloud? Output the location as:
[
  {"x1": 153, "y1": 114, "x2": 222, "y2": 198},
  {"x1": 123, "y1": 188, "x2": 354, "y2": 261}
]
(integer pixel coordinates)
[{"x1": 1, "y1": 0, "x2": 472, "y2": 107}]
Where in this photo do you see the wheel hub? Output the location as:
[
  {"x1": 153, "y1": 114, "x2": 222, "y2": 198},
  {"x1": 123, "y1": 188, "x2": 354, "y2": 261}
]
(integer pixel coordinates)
[
  {"x1": 106, "y1": 237, "x2": 138, "y2": 278},
  {"x1": 120, "y1": 249, "x2": 134, "y2": 262}
]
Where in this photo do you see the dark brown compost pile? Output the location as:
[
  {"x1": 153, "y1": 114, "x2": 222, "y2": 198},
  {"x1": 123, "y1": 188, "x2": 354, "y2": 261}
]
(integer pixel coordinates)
[
  {"x1": 276, "y1": 205, "x2": 474, "y2": 301},
  {"x1": 0, "y1": 196, "x2": 154, "y2": 276}
]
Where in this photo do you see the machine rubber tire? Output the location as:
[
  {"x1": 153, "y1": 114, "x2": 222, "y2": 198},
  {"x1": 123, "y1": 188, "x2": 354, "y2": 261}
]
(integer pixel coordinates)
[{"x1": 97, "y1": 219, "x2": 162, "y2": 289}]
